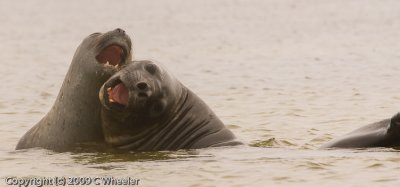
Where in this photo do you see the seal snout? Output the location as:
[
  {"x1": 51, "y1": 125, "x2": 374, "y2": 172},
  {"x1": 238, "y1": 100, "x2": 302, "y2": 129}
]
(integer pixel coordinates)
[
  {"x1": 102, "y1": 76, "x2": 155, "y2": 110},
  {"x1": 136, "y1": 82, "x2": 151, "y2": 98},
  {"x1": 115, "y1": 28, "x2": 125, "y2": 34},
  {"x1": 92, "y1": 28, "x2": 131, "y2": 70}
]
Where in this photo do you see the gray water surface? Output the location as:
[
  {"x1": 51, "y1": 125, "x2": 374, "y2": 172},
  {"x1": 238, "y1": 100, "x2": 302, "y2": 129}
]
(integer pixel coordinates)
[{"x1": 1, "y1": 0, "x2": 400, "y2": 186}]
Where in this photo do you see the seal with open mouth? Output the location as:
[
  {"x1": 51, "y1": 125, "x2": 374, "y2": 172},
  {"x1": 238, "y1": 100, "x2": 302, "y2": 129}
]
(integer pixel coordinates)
[
  {"x1": 99, "y1": 60, "x2": 242, "y2": 151},
  {"x1": 320, "y1": 113, "x2": 400, "y2": 149},
  {"x1": 16, "y1": 28, "x2": 132, "y2": 151}
]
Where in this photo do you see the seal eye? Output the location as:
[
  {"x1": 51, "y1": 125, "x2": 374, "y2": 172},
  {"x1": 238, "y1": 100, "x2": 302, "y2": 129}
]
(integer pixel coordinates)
[{"x1": 144, "y1": 63, "x2": 158, "y2": 75}]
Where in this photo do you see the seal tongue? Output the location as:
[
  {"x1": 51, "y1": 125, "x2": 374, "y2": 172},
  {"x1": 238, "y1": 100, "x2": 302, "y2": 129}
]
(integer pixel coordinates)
[{"x1": 108, "y1": 83, "x2": 129, "y2": 105}]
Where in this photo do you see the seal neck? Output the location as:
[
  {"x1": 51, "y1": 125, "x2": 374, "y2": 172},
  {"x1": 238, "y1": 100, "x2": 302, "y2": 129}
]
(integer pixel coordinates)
[{"x1": 117, "y1": 86, "x2": 230, "y2": 151}]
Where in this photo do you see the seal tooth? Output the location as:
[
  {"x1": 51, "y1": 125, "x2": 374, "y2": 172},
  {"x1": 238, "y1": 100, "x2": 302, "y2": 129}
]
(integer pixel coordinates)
[
  {"x1": 109, "y1": 98, "x2": 115, "y2": 103},
  {"x1": 107, "y1": 87, "x2": 112, "y2": 92},
  {"x1": 115, "y1": 64, "x2": 119, "y2": 68}
]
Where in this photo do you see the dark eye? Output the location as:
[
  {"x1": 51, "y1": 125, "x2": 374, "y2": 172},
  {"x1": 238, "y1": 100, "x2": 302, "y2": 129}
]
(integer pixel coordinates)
[{"x1": 144, "y1": 63, "x2": 158, "y2": 75}]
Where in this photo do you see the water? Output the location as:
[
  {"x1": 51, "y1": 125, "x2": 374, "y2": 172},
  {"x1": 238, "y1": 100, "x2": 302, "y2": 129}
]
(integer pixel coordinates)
[{"x1": 1, "y1": 0, "x2": 400, "y2": 186}]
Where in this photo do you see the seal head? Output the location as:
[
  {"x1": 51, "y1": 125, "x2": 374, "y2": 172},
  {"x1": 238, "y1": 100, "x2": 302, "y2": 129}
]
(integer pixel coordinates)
[
  {"x1": 99, "y1": 60, "x2": 242, "y2": 151},
  {"x1": 16, "y1": 28, "x2": 132, "y2": 151}
]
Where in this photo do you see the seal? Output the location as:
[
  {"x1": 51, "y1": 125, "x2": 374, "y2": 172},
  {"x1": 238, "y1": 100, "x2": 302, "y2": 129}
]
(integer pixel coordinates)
[
  {"x1": 320, "y1": 113, "x2": 400, "y2": 148},
  {"x1": 16, "y1": 28, "x2": 132, "y2": 151},
  {"x1": 99, "y1": 60, "x2": 242, "y2": 151}
]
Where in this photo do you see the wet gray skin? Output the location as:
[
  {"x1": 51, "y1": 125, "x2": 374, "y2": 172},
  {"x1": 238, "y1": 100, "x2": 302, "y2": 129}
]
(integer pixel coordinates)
[
  {"x1": 99, "y1": 60, "x2": 242, "y2": 151},
  {"x1": 320, "y1": 112, "x2": 400, "y2": 149},
  {"x1": 16, "y1": 28, "x2": 132, "y2": 151}
]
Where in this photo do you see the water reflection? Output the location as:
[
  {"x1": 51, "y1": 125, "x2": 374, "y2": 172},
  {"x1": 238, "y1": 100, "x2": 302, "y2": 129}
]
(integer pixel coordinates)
[{"x1": 70, "y1": 143, "x2": 214, "y2": 164}]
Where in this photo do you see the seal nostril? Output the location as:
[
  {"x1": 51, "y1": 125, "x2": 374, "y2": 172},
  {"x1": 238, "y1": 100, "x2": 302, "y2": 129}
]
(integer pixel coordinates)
[
  {"x1": 115, "y1": 28, "x2": 125, "y2": 34},
  {"x1": 136, "y1": 82, "x2": 148, "y2": 90}
]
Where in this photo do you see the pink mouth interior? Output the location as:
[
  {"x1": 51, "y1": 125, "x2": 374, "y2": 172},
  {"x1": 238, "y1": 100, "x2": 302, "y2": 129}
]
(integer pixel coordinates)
[
  {"x1": 108, "y1": 83, "x2": 129, "y2": 106},
  {"x1": 96, "y1": 45, "x2": 123, "y2": 66}
]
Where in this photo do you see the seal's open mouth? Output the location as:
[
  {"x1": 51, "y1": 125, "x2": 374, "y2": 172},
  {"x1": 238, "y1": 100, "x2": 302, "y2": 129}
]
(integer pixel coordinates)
[
  {"x1": 108, "y1": 82, "x2": 129, "y2": 106},
  {"x1": 96, "y1": 45, "x2": 125, "y2": 68}
]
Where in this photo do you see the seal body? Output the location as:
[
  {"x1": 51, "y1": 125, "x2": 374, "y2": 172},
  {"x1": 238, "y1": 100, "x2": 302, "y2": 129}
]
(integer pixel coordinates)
[
  {"x1": 16, "y1": 28, "x2": 132, "y2": 151},
  {"x1": 320, "y1": 113, "x2": 400, "y2": 148},
  {"x1": 99, "y1": 60, "x2": 242, "y2": 151}
]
